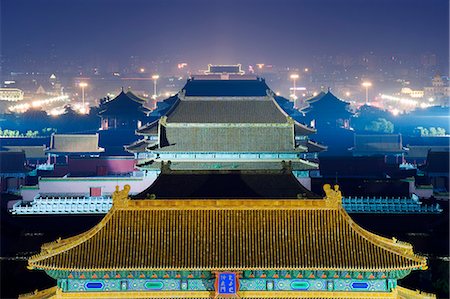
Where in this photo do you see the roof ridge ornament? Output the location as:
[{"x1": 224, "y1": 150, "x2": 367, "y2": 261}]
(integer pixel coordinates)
[
  {"x1": 323, "y1": 184, "x2": 342, "y2": 208},
  {"x1": 113, "y1": 184, "x2": 131, "y2": 207}
]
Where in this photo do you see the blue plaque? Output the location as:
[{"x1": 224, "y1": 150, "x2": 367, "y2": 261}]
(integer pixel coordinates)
[{"x1": 215, "y1": 272, "x2": 239, "y2": 297}]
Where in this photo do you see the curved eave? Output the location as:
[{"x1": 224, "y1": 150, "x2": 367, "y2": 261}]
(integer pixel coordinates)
[
  {"x1": 294, "y1": 121, "x2": 316, "y2": 135},
  {"x1": 124, "y1": 139, "x2": 154, "y2": 153},
  {"x1": 136, "y1": 120, "x2": 159, "y2": 136},
  {"x1": 306, "y1": 140, "x2": 328, "y2": 152},
  {"x1": 28, "y1": 198, "x2": 427, "y2": 273},
  {"x1": 271, "y1": 96, "x2": 316, "y2": 135}
]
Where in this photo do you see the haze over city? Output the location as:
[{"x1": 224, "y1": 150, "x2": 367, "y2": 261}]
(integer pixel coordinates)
[{"x1": 2, "y1": 0, "x2": 449, "y2": 70}]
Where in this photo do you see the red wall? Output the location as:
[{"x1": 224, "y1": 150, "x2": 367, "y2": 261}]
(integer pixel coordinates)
[{"x1": 68, "y1": 157, "x2": 136, "y2": 175}]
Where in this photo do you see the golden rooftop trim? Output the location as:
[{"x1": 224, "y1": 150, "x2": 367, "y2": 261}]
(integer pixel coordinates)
[{"x1": 28, "y1": 185, "x2": 427, "y2": 272}]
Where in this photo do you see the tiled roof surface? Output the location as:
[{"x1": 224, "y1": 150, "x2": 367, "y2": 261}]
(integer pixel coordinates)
[
  {"x1": 99, "y1": 91, "x2": 150, "y2": 116},
  {"x1": 46, "y1": 134, "x2": 104, "y2": 153},
  {"x1": 167, "y1": 100, "x2": 287, "y2": 123},
  {"x1": 354, "y1": 134, "x2": 403, "y2": 153},
  {"x1": 29, "y1": 197, "x2": 426, "y2": 272}
]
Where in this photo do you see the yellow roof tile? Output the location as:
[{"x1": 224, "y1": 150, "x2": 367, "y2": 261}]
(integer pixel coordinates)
[{"x1": 28, "y1": 185, "x2": 426, "y2": 272}]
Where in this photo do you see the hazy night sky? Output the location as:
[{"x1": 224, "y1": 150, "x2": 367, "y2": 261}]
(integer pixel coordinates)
[{"x1": 1, "y1": 0, "x2": 449, "y2": 69}]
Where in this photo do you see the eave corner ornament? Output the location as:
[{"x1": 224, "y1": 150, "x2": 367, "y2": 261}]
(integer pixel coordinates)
[
  {"x1": 323, "y1": 183, "x2": 342, "y2": 208},
  {"x1": 113, "y1": 184, "x2": 131, "y2": 207}
]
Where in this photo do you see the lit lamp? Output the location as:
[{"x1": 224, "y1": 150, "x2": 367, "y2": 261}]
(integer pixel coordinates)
[
  {"x1": 290, "y1": 74, "x2": 299, "y2": 100},
  {"x1": 362, "y1": 81, "x2": 372, "y2": 104},
  {"x1": 79, "y1": 82, "x2": 88, "y2": 112},
  {"x1": 152, "y1": 74, "x2": 159, "y2": 99}
]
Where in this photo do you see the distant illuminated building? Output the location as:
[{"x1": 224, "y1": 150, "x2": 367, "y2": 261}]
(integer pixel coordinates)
[
  {"x1": 424, "y1": 75, "x2": 450, "y2": 105},
  {"x1": 0, "y1": 88, "x2": 24, "y2": 101},
  {"x1": 400, "y1": 87, "x2": 424, "y2": 99}
]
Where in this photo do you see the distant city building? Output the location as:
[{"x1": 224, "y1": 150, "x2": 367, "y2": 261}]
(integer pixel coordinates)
[
  {"x1": 0, "y1": 88, "x2": 24, "y2": 101},
  {"x1": 424, "y1": 75, "x2": 450, "y2": 105},
  {"x1": 400, "y1": 87, "x2": 424, "y2": 99}
]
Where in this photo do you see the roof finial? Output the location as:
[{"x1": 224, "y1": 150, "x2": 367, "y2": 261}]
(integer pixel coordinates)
[
  {"x1": 121, "y1": 86, "x2": 124, "y2": 92},
  {"x1": 327, "y1": 87, "x2": 331, "y2": 92},
  {"x1": 323, "y1": 184, "x2": 342, "y2": 207}
]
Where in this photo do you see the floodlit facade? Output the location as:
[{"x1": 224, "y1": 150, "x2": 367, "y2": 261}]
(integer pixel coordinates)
[{"x1": 0, "y1": 87, "x2": 24, "y2": 101}]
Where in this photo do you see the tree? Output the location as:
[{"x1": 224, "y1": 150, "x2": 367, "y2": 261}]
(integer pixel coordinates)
[{"x1": 365, "y1": 118, "x2": 394, "y2": 133}]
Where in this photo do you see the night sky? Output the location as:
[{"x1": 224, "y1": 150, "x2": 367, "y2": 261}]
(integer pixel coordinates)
[{"x1": 1, "y1": 0, "x2": 449, "y2": 69}]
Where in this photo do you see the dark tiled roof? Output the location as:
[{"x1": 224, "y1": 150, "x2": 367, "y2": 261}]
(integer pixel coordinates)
[
  {"x1": 125, "y1": 138, "x2": 157, "y2": 153},
  {"x1": 297, "y1": 139, "x2": 327, "y2": 152},
  {"x1": 0, "y1": 137, "x2": 50, "y2": 147},
  {"x1": 0, "y1": 151, "x2": 27, "y2": 173},
  {"x1": 162, "y1": 125, "x2": 297, "y2": 152},
  {"x1": 47, "y1": 134, "x2": 104, "y2": 153},
  {"x1": 167, "y1": 100, "x2": 287, "y2": 123},
  {"x1": 98, "y1": 91, "x2": 151, "y2": 116},
  {"x1": 182, "y1": 79, "x2": 269, "y2": 97},
  {"x1": 301, "y1": 92, "x2": 351, "y2": 117},
  {"x1": 133, "y1": 171, "x2": 319, "y2": 199},
  {"x1": 0, "y1": 146, "x2": 46, "y2": 159},
  {"x1": 149, "y1": 95, "x2": 179, "y2": 117},
  {"x1": 136, "y1": 123, "x2": 158, "y2": 135},
  {"x1": 274, "y1": 96, "x2": 305, "y2": 120},
  {"x1": 135, "y1": 96, "x2": 180, "y2": 135},
  {"x1": 353, "y1": 134, "x2": 403, "y2": 153},
  {"x1": 125, "y1": 91, "x2": 146, "y2": 103},
  {"x1": 406, "y1": 146, "x2": 450, "y2": 160},
  {"x1": 422, "y1": 151, "x2": 450, "y2": 173},
  {"x1": 274, "y1": 96, "x2": 316, "y2": 135},
  {"x1": 404, "y1": 136, "x2": 450, "y2": 146}
]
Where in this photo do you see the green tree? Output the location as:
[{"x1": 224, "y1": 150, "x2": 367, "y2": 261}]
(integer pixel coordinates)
[
  {"x1": 25, "y1": 130, "x2": 39, "y2": 137},
  {"x1": 365, "y1": 118, "x2": 394, "y2": 133}
]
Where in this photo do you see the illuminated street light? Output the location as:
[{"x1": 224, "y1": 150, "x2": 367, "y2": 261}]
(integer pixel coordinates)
[
  {"x1": 79, "y1": 82, "x2": 88, "y2": 110},
  {"x1": 152, "y1": 74, "x2": 160, "y2": 99},
  {"x1": 290, "y1": 74, "x2": 299, "y2": 99},
  {"x1": 345, "y1": 91, "x2": 351, "y2": 97},
  {"x1": 362, "y1": 81, "x2": 372, "y2": 104},
  {"x1": 140, "y1": 68, "x2": 145, "y2": 73}
]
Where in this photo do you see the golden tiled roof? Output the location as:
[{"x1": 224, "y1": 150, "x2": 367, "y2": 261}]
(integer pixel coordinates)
[
  {"x1": 28, "y1": 185, "x2": 426, "y2": 272},
  {"x1": 19, "y1": 287, "x2": 436, "y2": 299}
]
